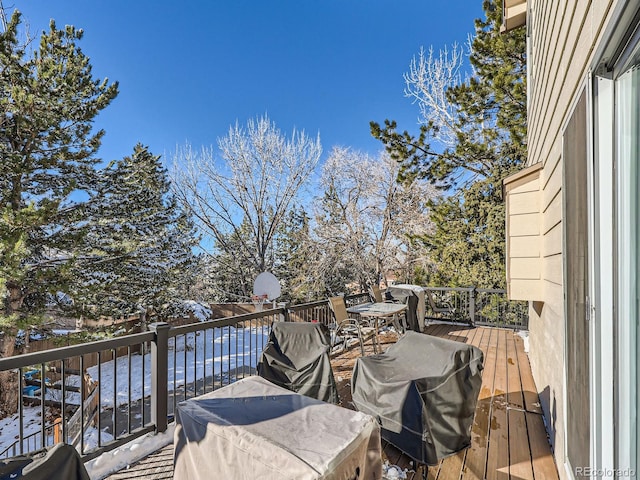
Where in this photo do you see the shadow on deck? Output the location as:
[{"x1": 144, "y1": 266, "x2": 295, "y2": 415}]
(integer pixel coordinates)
[{"x1": 104, "y1": 324, "x2": 559, "y2": 480}]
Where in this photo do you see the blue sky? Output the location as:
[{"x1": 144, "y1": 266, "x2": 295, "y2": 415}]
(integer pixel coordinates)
[{"x1": 13, "y1": 1, "x2": 484, "y2": 167}]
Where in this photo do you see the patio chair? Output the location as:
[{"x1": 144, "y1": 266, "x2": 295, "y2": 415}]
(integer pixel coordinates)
[
  {"x1": 370, "y1": 284, "x2": 397, "y2": 303},
  {"x1": 328, "y1": 296, "x2": 378, "y2": 356},
  {"x1": 370, "y1": 284, "x2": 384, "y2": 303},
  {"x1": 257, "y1": 321, "x2": 339, "y2": 403},
  {"x1": 425, "y1": 289, "x2": 456, "y2": 317}
]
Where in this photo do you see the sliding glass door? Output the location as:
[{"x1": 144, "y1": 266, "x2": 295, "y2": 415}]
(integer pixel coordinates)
[
  {"x1": 564, "y1": 90, "x2": 591, "y2": 477},
  {"x1": 615, "y1": 42, "x2": 640, "y2": 475}
]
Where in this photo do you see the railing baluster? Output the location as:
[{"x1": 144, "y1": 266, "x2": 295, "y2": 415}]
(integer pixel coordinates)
[
  {"x1": 173, "y1": 336, "x2": 177, "y2": 417},
  {"x1": 226, "y1": 325, "x2": 231, "y2": 386},
  {"x1": 141, "y1": 341, "x2": 146, "y2": 426},
  {"x1": 249, "y1": 320, "x2": 253, "y2": 375},
  {"x1": 235, "y1": 324, "x2": 239, "y2": 381},
  {"x1": 40, "y1": 363, "x2": 45, "y2": 449},
  {"x1": 18, "y1": 367, "x2": 23, "y2": 455},
  {"x1": 97, "y1": 351, "x2": 101, "y2": 448},
  {"x1": 203, "y1": 329, "x2": 208, "y2": 393},
  {"x1": 127, "y1": 346, "x2": 132, "y2": 434},
  {"x1": 112, "y1": 348, "x2": 117, "y2": 440},
  {"x1": 61, "y1": 359, "x2": 66, "y2": 444},
  {"x1": 242, "y1": 323, "x2": 246, "y2": 379},
  {"x1": 183, "y1": 333, "x2": 187, "y2": 401},
  {"x1": 80, "y1": 355, "x2": 85, "y2": 456},
  {"x1": 218, "y1": 327, "x2": 223, "y2": 389},
  {"x1": 193, "y1": 332, "x2": 198, "y2": 396}
]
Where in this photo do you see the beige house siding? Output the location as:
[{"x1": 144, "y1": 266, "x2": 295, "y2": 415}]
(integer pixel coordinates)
[
  {"x1": 525, "y1": 0, "x2": 617, "y2": 478},
  {"x1": 504, "y1": 163, "x2": 543, "y2": 300}
]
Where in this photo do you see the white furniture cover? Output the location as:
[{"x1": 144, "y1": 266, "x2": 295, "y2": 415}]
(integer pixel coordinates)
[{"x1": 174, "y1": 376, "x2": 382, "y2": 480}]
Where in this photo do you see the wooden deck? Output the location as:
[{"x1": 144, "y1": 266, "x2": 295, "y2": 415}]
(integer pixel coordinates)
[{"x1": 104, "y1": 324, "x2": 559, "y2": 480}]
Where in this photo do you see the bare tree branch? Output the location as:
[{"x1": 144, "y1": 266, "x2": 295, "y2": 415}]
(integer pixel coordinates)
[
  {"x1": 313, "y1": 147, "x2": 436, "y2": 292},
  {"x1": 171, "y1": 115, "x2": 321, "y2": 275}
]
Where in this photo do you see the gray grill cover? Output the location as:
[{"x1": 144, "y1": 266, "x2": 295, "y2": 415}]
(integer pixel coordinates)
[
  {"x1": 0, "y1": 443, "x2": 89, "y2": 480},
  {"x1": 174, "y1": 376, "x2": 383, "y2": 480},
  {"x1": 257, "y1": 321, "x2": 338, "y2": 404},
  {"x1": 386, "y1": 287, "x2": 420, "y2": 333},
  {"x1": 351, "y1": 331, "x2": 484, "y2": 465}
]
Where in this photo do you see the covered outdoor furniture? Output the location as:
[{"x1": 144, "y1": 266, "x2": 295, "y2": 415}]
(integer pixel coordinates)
[
  {"x1": 351, "y1": 331, "x2": 484, "y2": 465},
  {"x1": 388, "y1": 284, "x2": 427, "y2": 331},
  {"x1": 0, "y1": 443, "x2": 90, "y2": 480},
  {"x1": 257, "y1": 321, "x2": 338, "y2": 403},
  {"x1": 174, "y1": 376, "x2": 383, "y2": 480},
  {"x1": 386, "y1": 285, "x2": 422, "y2": 333}
]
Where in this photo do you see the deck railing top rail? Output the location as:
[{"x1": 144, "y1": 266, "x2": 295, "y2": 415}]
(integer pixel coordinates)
[{"x1": 0, "y1": 331, "x2": 155, "y2": 371}]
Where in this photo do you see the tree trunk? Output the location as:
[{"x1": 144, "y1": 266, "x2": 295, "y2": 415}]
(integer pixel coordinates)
[
  {"x1": 6, "y1": 282, "x2": 24, "y2": 313},
  {"x1": 0, "y1": 333, "x2": 19, "y2": 417}
]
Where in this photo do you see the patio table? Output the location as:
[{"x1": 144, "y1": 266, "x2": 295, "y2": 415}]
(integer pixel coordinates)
[
  {"x1": 174, "y1": 376, "x2": 382, "y2": 480},
  {"x1": 347, "y1": 302, "x2": 408, "y2": 343}
]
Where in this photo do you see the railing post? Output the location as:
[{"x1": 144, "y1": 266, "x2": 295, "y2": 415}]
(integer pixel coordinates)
[
  {"x1": 149, "y1": 322, "x2": 170, "y2": 433},
  {"x1": 469, "y1": 287, "x2": 476, "y2": 326},
  {"x1": 278, "y1": 302, "x2": 289, "y2": 322}
]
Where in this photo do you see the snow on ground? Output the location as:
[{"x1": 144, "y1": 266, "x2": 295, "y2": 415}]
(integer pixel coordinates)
[
  {"x1": 517, "y1": 330, "x2": 529, "y2": 353},
  {"x1": 85, "y1": 424, "x2": 174, "y2": 480},
  {"x1": 382, "y1": 460, "x2": 410, "y2": 479},
  {"x1": 0, "y1": 325, "x2": 267, "y2": 455},
  {"x1": 44, "y1": 374, "x2": 82, "y2": 405},
  {"x1": 86, "y1": 325, "x2": 268, "y2": 409},
  {"x1": 0, "y1": 407, "x2": 48, "y2": 454},
  {"x1": 0, "y1": 406, "x2": 111, "y2": 454},
  {"x1": 51, "y1": 328, "x2": 82, "y2": 335}
]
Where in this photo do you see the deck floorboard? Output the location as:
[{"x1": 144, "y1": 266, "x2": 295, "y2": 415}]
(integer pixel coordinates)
[{"x1": 103, "y1": 324, "x2": 558, "y2": 480}]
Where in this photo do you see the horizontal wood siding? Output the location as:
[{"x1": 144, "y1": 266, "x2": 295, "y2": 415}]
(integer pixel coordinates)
[
  {"x1": 504, "y1": 165, "x2": 542, "y2": 301},
  {"x1": 525, "y1": 0, "x2": 618, "y2": 478}
]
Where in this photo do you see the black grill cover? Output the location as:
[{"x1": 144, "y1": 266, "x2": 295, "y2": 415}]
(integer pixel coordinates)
[
  {"x1": 258, "y1": 321, "x2": 339, "y2": 404},
  {"x1": 351, "y1": 331, "x2": 484, "y2": 465},
  {"x1": 0, "y1": 443, "x2": 89, "y2": 480}
]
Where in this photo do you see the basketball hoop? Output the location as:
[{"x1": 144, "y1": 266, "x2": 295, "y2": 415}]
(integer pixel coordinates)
[
  {"x1": 251, "y1": 294, "x2": 268, "y2": 312},
  {"x1": 252, "y1": 272, "x2": 281, "y2": 313}
]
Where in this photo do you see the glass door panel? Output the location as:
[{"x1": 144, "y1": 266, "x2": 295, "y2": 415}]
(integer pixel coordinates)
[{"x1": 615, "y1": 47, "x2": 640, "y2": 474}]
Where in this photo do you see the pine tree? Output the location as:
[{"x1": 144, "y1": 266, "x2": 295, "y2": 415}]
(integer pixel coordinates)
[
  {"x1": 0, "y1": 10, "x2": 118, "y2": 325},
  {"x1": 370, "y1": 0, "x2": 526, "y2": 288},
  {"x1": 274, "y1": 207, "x2": 316, "y2": 302},
  {"x1": 73, "y1": 144, "x2": 199, "y2": 319}
]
